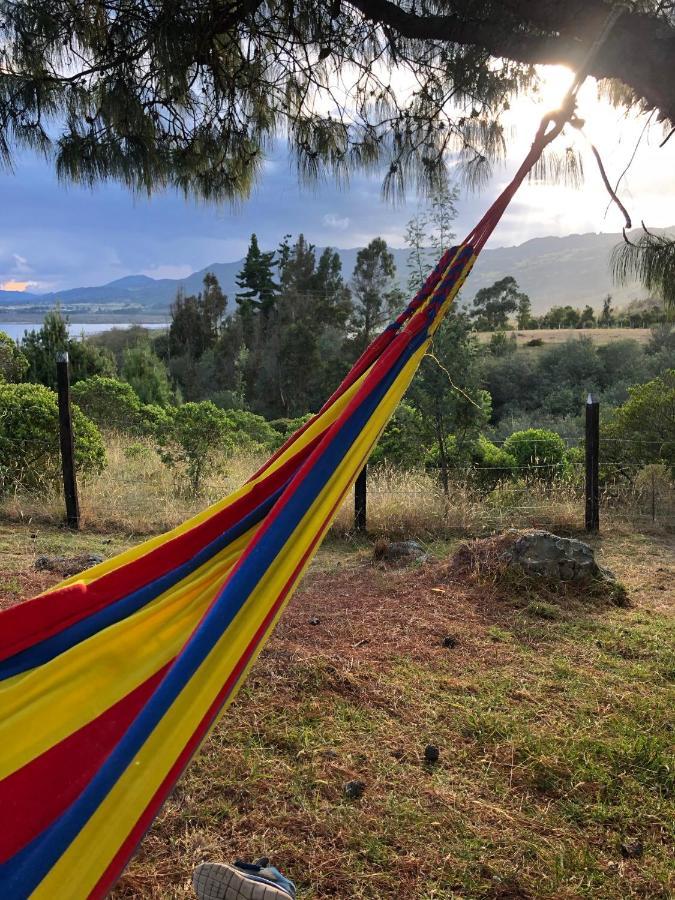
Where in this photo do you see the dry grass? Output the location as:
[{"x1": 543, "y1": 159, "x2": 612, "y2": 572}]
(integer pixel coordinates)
[
  {"x1": 2, "y1": 432, "x2": 669, "y2": 537},
  {"x1": 476, "y1": 328, "x2": 653, "y2": 348},
  {"x1": 0, "y1": 525, "x2": 672, "y2": 899}
]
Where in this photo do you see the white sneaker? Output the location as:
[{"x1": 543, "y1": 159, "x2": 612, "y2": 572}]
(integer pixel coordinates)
[{"x1": 192, "y1": 862, "x2": 296, "y2": 900}]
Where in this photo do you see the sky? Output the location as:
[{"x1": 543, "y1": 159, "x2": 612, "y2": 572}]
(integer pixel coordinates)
[{"x1": 1, "y1": 67, "x2": 674, "y2": 294}]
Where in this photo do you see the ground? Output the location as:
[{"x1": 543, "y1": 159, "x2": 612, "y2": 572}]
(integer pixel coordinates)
[
  {"x1": 476, "y1": 328, "x2": 653, "y2": 348},
  {"x1": 1, "y1": 525, "x2": 673, "y2": 899}
]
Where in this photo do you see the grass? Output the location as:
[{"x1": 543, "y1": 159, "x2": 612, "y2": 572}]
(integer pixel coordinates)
[
  {"x1": 476, "y1": 328, "x2": 653, "y2": 348},
  {"x1": 3, "y1": 431, "x2": 667, "y2": 537},
  {"x1": 0, "y1": 522, "x2": 672, "y2": 898}
]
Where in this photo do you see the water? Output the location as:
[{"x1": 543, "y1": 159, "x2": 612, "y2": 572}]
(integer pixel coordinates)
[{"x1": 0, "y1": 322, "x2": 168, "y2": 342}]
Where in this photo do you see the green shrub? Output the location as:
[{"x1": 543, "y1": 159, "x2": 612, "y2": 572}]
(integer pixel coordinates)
[
  {"x1": 470, "y1": 435, "x2": 517, "y2": 489},
  {"x1": 268, "y1": 415, "x2": 314, "y2": 448},
  {"x1": 0, "y1": 331, "x2": 29, "y2": 382},
  {"x1": 602, "y1": 369, "x2": 675, "y2": 477},
  {"x1": 0, "y1": 382, "x2": 106, "y2": 493},
  {"x1": 371, "y1": 402, "x2": 429, "y2": 467},
  {"x1": 223, "y1": 409, "x2": 279, "y2": 450},
  {"x1": 503, "y1": 428, "x2": 567, "y2": 479},
  {"x1": 155, "y1": 401, "x2": 234, "y2": 493},
  {"x1": 71, "y1": 376, "x2": 142, "y2": 432}
]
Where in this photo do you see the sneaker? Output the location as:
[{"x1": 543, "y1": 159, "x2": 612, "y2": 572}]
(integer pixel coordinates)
[{"x1": 192, "y1": 860, "x2": 296, "y2": 900}]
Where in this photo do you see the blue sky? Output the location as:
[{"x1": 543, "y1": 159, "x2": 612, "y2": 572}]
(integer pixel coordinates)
[{"x1": 1, "y1": 71, "x2": 674, "y2": 293}]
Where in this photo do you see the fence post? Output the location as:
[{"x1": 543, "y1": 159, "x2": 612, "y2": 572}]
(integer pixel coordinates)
[
  {"x1": 56, "y1": 351, "x2": 81, "y2": 530},
  {"x1": 585, "y1": 393, "x2": 599, "y2": 532},
  {"x1": 354, "y1": 464, "x2": 367, "y2": 532}
]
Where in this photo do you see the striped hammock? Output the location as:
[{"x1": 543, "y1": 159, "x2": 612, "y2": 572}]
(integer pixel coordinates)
[{"x1": 0, "y1": 121, "x2": 557, "y2": 898}]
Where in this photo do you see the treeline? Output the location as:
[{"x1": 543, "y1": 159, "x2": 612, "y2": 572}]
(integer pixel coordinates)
[
  {"x1": 0, "y1": 226, "x2": 673, "y2": 498},
  {"x1": 464, "y1": 276, "x2": 667, "y2": 331}
]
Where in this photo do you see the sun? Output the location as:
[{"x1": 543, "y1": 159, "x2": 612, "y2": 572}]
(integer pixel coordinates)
[{"x1": 533, "y1": 65, "x2": 576, "y2": 113}]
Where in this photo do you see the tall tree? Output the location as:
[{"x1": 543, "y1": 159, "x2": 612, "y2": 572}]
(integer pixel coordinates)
[
  {"x1": 235, "y1": 234, "x2": 280, "y2": 329},
  {"x1": 469, "y1": 276, "x2": 524, "y2": 330},
  {"x1": 350, "y1": 238, "x2": 404, "y2": 350},
  {"x1": 2, "y1": 2, "x2": 672, "y2": 201},
  {"x1": 169, "y1": 273, "x2": 227, "y2": 360},
  {"x1": 599, "y1": 294, "x2": 615, "y2": 326},
  {"x1": 516, "y1": 293, "x2": 533, "y2": 329}
]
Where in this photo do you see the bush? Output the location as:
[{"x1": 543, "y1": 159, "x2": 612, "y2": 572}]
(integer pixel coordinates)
[
  {"x1": 0, "y1": 382, "x2": 106, "y2": 493},
  {"x1": 602, "y1": 370, "x2": 675, "y2": 478},
  {"x1": 371, "y1": 402, "x2": 429, "y2": 467},
  {"x1": 470, "y1": 435, "x2": 517, "y2": 490},
  {"x1": 0, "y1": 331, "x2": 29, "y2": 382},
  {"x1": 268, "y1": 415, "x2": 314, "y2": 448},
  {"x1": 223, "y1": 409, "x2": 279, "y2": 450},
  {"x1": 503, "y1": 428, "x2": 567, "y2": 479},
  {"x1": 155, "y1": 400, "x2": 234, "y2": 493},
  {"x1": 71, "y1": 376, "x2": 142, "y2": 432}
]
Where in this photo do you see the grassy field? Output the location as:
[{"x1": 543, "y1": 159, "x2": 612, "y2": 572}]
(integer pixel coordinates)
[
  {"x1": 2, "y1": 433, "x2": 666, "y2": 538},
  {"x1": 476, "y1": 328, "x2": 653, "y2": 348},
  {"x1": 1, "y1": 523, "x2": 673, "y2": 899}
]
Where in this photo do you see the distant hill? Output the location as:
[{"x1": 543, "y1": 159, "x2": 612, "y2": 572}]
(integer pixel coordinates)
[{"x1": 2, "y1": 228, "x2": 672, "y2": 313}]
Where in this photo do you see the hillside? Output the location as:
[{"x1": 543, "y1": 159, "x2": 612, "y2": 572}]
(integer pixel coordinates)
[{"x1": 2, "y1": 228, "x2": 672, "y2": 313}]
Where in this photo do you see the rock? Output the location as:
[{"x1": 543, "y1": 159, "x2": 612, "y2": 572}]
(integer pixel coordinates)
[
  {"x1": 620, "y1": 838, "x2": 644, "y2": 859},
  {"x1": 308, "y1": 616, "x2": 321, "y2": 625},
  {"x1": 343, "y1": 779, "x2": 366, "y2": 800},
  {"x1": 34, "y1": 554, "x2": 104, "y2": 578},
  {"x1": 441, "y1": 635, "x2": 458, "y2": 649},
  {"x1": 373, "y1": 540, "x2": 427, "y2": 564},
  {"x1": 424, "y1": 744, "x2": 440, "y2": 763},
  {"x1": 502, "y1": 531, "x2": 609, "y2": 582}
]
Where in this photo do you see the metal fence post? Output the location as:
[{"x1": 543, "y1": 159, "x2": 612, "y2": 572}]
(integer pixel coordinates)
[
  {"x1": 585, "y1": 394, "x2": 599, "y2": 532},
  {"x1": 56, "y1": 351, "x2": 81, "y2": 529},
  {"x1": 354, "y1": 465, "x2": 367, "y2": 532}
]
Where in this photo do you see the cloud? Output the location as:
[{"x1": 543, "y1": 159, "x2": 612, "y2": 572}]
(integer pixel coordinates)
[
  {"x1": 142, "y1": 263, "x2": 194, "y2": 280},
  {"x1": 323, "y1": 213, "x2": 350, "y2": 230},
  {"x1": 0, "y1": 279, "x2": 35, "y2": 292},
  {"x1": 11, "y1": 253, "x2": 31, "y2": 273}
]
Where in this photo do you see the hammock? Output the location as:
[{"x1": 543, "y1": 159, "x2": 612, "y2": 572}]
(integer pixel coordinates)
[{"x1": 0, "y1": 118, "x2": 562, "y2": 898}]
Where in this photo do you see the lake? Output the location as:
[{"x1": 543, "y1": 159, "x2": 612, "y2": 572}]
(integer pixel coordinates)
[{"x1": 0, "y1": 322, "x2": 168, "y2": 342}]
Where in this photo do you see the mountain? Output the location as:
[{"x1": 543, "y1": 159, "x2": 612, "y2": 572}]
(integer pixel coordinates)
[{"x1": 2, "y1": 228, "x2": 672, "y2": 313}]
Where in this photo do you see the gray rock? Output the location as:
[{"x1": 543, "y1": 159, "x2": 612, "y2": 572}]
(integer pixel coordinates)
[
  {"x1": 34, "y1": 553, "x2": 104, "y2": 577},
  {"x1": 375, "y1": 540, "x2": 427, "y2": 564},
  {"x1": 502, "y1": 531, "x2": 609, "y2": 582}
]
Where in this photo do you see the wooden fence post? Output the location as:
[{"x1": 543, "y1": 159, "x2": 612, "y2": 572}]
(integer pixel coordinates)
[
  {"x1": 354, "y1": 465, "x2": 367, "y2": 532},
  {"x1": 56, "y1": 351, "x2": 81, "y2": 529},
  {"x1": 585, "y1": 393, "x2": 599, "y2": 532}
]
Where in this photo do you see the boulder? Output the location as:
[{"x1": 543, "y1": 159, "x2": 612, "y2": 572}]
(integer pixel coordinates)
[
  {"x1": 501, "y1": 530, "x2": 614, "y2": 582},
  {"x1": 34, "y1": 553, "x2": 104, "y2": 578},
  {"x1": 373, "y1": 539, "x2": 427, "y2": 564}
]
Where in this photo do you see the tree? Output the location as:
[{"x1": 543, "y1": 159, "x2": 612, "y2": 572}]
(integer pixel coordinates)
[
  {"x1": 0, "y1": 332, "x2": 29, "y2": 382},
  {"x1": 612, "y1": 229, "x2": 675, "y2": 316},
  {"x1": 469, "y1": 276, "x2": 523, "y2": 330},
  {"x1": 410, "y1": 313, "x2": 490, "y2": 495},
  {"x1": 0, "y1": 382, "x2": 106, "y2": 493},
  {"x1": 21, "y1": 309, "x2": 115, "y2": 387},
  {"x1": 122, "y1": 346, "x2": 173, "y2": 406},
  {"x1": 516, "y1": 293, "x2": 533, "y2": 330},
  {"x1": 155, "y1": 401, "x2": 234, "y2": 494},
  {"x1": 404, "y1": 183, "x2": 459, "y2": 295},
  {"x1": 71, "y1": 376, "x2": 143, "y2": 433},
  {"x1": 235, "y1": 234, "x2": 279, "y2": 326},
  {"x1": 350, "y1": 238, "x2": 404, "y2": 350},
  {"x1": 169, "y1": 274, "x2": 227, "y2": 361},
  {"x1": 599, "y1": 294, "x2": 615, "y2": 327},
  {"x1": 580, "y1": 305, "x2": 596, "y2": 328},
  {"x1": 602, "y1": 370, "x2": 675, "y2": 476},
  {"x1": 1, "y1": 2, "x2": 672, "y2": 200}
]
